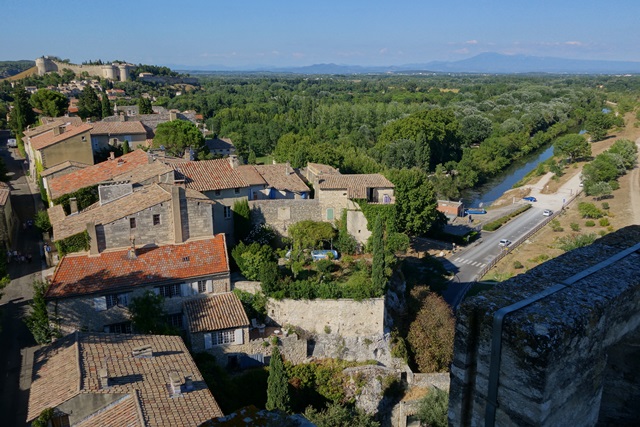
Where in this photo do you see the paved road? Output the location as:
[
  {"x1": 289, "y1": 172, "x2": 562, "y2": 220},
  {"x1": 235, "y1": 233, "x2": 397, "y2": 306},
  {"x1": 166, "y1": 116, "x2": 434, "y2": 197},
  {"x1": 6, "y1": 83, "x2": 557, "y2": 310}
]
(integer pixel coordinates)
[{"x1": 0, "y1": 130, "x2": 46, "y2": 426}]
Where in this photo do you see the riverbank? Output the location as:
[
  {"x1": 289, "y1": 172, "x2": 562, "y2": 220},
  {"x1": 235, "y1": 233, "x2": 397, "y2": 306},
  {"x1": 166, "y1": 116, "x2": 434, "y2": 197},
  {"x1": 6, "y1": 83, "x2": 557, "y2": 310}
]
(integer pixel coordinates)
[{"x1": 483, "y1": 113, "x2": 640, "y2": 281}]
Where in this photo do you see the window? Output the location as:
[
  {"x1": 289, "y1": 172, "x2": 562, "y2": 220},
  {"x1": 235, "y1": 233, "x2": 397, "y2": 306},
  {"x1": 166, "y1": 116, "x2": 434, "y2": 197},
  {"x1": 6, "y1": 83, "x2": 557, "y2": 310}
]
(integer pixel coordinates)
[
  {"x1": 215, "y1": 190, "x2": 221, "y2": 196},
  {"x1": 234, "y1": 187, "x2": 240, "y2": 194},
  {"x1": 326, "y1": 208, "x2": 334, "y2": 220},
  {"x1": 81, "y1": 136, "x2": 86, "y2": 142},
  {"x1": 213, "y1": 330, "x2": 236, "y2": 345},
  {"x1": 129, "y1": 218, "x2": 136, "y2": 229},
  {"x1": 153, "y1": 214, "x2": 160, "y2": 225},
  {"x1": 198, "y1": 280, "x2": 207, "y2": 293},
  {"x1": 223, "y1": 206, "x2": 232, "y2": 219},
  {"x1": 105, "y1": 293, "x2": 129, "y2": 309},
  {"x1": 107, "y1": 322, "x2": 132, "y2": 334},
  {"x1": 156, "y1": 283, "x2": 181, "y2": 298},
  {"x1": 167, "y1": 313, "x2": 183, "y2": 330}
]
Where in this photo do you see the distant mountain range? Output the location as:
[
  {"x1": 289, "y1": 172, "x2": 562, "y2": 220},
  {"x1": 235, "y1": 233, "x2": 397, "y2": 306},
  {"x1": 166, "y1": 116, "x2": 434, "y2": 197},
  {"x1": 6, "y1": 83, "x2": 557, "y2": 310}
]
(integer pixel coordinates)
[{"x1": 175, "y1": 53, "x2": 640, "y2": 75}]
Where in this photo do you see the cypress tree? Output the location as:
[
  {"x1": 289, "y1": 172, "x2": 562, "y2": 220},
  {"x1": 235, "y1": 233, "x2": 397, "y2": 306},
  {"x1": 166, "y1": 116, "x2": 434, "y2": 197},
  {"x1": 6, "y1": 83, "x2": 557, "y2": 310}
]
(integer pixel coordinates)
[
  {"x1": 122, "y1": 140, "x2": 131, "y2": 154},
  {"x1": 101, "y1": 91, "x2": 112, "y2": 118},
  {"x1": 78, "y1": 86, "x2": 102, "y2": 120},
  {"x1": 371, "y1": 214, "x2": 386, "y2": 294},
  {"x1": 266, "y1": 346, "x2": 290, "y2": 412}
]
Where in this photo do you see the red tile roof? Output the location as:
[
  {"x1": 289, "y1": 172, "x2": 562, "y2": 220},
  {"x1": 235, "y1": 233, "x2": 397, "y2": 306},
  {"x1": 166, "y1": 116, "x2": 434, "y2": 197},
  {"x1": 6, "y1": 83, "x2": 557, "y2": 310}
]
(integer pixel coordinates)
[
  {"x1": 30, "y1": 123, "x2": 93, "y2": 151},
  {"x1": 48, "y1": 150, "x2": 150, "y2": 200},
  {"x1": 90, "y1": 121, "x2": 146, "y2": 135},
  {"x1": 28, "y1": 332, "x2": 223, "y2": 426},
  {"x1": 173, "y1": 158, "x2": 248, "y2": 192},
  {"x1": 0, "y1": 182, "x2": 10, "y2": 206},
  {"x1": 23, "y1": 117, "x2": 83, "y2": 138},
  {"x1": 236, "y1": 165, "x2": 266, "y2": 187},
  {"x1": 317, "y1": 174, "x2": 394, "y2": 199},
  {"x1": 184, "y1": 293, "x2": 249, "y2": 333},
  {"x1": 47, "y1": 236, "x2": 229, "y2": 299},
  {"x1": 253, "y1": 164, "x2": 309, "y2": 193},
  {"x1": 40, "y1": 160, "x2": 90, "y2": 178}
]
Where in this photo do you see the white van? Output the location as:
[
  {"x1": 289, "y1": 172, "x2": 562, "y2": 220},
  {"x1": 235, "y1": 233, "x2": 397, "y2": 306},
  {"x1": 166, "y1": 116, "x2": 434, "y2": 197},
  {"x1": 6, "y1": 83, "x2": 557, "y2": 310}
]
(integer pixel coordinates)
[{"x1": 7, "y1": 138, "x2": 17, "y2": 148}]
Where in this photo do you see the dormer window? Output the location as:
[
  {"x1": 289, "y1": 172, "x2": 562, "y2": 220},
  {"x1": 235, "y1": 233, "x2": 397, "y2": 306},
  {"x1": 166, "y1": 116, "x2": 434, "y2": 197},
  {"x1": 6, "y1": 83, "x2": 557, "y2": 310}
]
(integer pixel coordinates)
[{"x1": 234, "y1": 188, "x2": 240, "y2": 195}]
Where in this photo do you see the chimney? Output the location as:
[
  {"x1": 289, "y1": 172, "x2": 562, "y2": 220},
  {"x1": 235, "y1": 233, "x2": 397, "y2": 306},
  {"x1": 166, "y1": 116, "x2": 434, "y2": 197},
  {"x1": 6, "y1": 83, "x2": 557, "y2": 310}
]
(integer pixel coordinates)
[
  {"x1": 169, "y1": 372, "x2": 183, "y2": 397},
  {"x1": 127, "y1": 237, "x2": 137, "y2": 260},
  {"x1": 132, "y1": 344, "x2": 153, "y2": 358},
  {"x1": 69, "y1": 197, "x2": 78, "y2": 214},
  {"x1": 119, "y1": 112, "x2": 126, "y2": 122},
  {"x1": 171, "y1": 186, "x2": 184, "y2": 244},
  {"x1": 228, "y1": 155, "x2": 239, "y2": 169},
  {"x1": 169, "y1": 111, "x2": 177, "y2": 121},
  {"x1": 184, "y1": 375, "x2": 194, "y2": 392},
  {"x1": 285, "y1": 161, "x2": 291, "y2": 175},
  {"x1": 110, "y1": 151, "x2": 115, "y2": 160},
  {"x1": 117, "y1": 158, "x2": 124, "y2": 166},
  {"x1": 86, "y1": 222, "x2": 99, "y2": 255},
  {"x1": 99, "y1": 368, "x2": 110, "y2": 389},
  {"x1": 53, "y1": 125, "x2": 64, "y2": 136}
]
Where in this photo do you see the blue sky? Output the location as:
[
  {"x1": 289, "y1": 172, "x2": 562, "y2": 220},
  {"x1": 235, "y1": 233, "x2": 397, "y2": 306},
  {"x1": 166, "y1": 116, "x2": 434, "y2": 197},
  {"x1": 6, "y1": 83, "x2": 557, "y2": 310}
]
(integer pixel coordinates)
[{"x1": 3, "y1": 0, "x2": 640, "y2": 68}]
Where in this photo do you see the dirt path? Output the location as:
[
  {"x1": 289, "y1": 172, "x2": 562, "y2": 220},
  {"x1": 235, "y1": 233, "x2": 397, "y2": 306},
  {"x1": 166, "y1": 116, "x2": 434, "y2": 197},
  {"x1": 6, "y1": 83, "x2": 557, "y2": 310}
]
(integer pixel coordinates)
[{"x1": 630, "y1": 137, "x2": 640, "y2": 225}]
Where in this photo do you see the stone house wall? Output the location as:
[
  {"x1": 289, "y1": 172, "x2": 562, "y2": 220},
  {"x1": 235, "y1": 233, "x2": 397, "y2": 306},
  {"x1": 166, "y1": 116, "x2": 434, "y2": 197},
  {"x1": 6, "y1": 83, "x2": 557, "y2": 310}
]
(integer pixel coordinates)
[
  {"x1": 346, "y1": 210, "x2": 371, "y2": 244},
  {"x1": 0, "y1": 196, "x2": 18, "y2": 251},
  {"x1": 90, "y1": 133, "x2": 147, "y2": 152},
  {"x1": 248, "y1": 199, "x2": 321, "y2": 236},
  {"x1": 202, "y1": 188, "x2": 248, "y2": 243},
  {"x1": 37, "y1": 131, "x2": 95, "y2": 170},
  {"x1": 266, "y1": 297, "x2": 385, "y2": 337},
  {"x1": 48, "y1": 274, "x2": 230, "y2": 334}
]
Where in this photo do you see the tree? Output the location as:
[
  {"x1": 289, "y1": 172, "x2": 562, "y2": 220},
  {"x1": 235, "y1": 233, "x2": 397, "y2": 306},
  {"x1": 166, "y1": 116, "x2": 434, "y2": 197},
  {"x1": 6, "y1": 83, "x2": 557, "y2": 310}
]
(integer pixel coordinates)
[
  {"x1": 26, "y1": 281, "x2": 54, "y2": 344},
  {"x1": 266, "y1": 346, "x2": 290, "y2": 412},
  {"x1": 101, "y1": 92, "x2": 112, "y2": 118},
  {"x1": 288, "y1": 220, "x2": 336, "y2": 250},
  {"x1": 128, "y1": 291, "x2": 173, "y2": 334},
  {"x1": 77, "y1": 86, "x2": 102, "y2": 120},
  {"x1": 385, "y1": 168, "x2": 439, "y2": 235},
  {"x1": 416, "y1": 388, "x2": 449, "y2": 427},
  {"x1": 459, "y1": 114, "x2": 493, "y2": 146},
  {"x1": 231, "y1": 242, "x2": 276, "y2": 281},
  {"x1": 407, "y1": 293, "x2": 455, "y2": 372},
  {"x1": 371, "y1": 215, "x2": 386, "y2": 294},
  {"x1": 8, "y1": 85, "x2": 36, "y2": 137},
  {"x1": 233, "y1": 199, "x2": 251, "y2": 242},
  {"x1": 553, "y1": 134, "x2": 590, "y2": 163},
  {"x1": 138, "y1": 97, "x2": 153, "y2": 114},
  {"x1": 122, "y1": 139, "x2": 131, "y2": 154},
  {"x1": 608, "y1": 138, "x2": 638, "y2": 170},
  {"x1": 30, "y1": 89, "x2": 69, "y2": 117},
  {"x1": 247, "y1": 149, "x2": 257, "y2": 165},
  {"x1": 152, "y1": 119, "x2": 207, "y2": 158},
  {"x1": 587, "y1": 181, "x2": 612, "y2": 200}
]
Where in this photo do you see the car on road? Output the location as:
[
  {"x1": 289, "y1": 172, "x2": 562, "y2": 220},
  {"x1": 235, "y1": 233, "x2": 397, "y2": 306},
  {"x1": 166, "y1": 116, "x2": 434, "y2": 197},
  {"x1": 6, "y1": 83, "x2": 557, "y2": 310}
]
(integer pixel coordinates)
[
  {"x1": 523, "y1": 196, "x2": 537, "y2": 202},
  {"x1": 498, "y1": 239, "x2": 512, "y2": 247},
  {"x1": 543, "y1": 209, "x2": 553, "y2": 216}
]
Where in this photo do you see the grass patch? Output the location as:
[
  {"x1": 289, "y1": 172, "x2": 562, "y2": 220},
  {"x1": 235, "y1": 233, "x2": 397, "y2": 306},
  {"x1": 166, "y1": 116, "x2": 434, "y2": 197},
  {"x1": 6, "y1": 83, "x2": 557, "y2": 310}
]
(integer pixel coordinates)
[
  {"x1": 255, "y1": 155, "x2": 274, "y2": 165},
  {"x1": 482, "y1": 204, "x2": 532, "y2": 232}
]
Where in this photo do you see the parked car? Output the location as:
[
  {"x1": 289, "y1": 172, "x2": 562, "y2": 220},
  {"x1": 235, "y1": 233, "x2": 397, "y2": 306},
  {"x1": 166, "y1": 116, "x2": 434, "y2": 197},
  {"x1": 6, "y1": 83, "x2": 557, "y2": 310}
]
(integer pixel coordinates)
[
  {"x1": 498, "y1": 239, "x2": 512, "y2": 247},
  {"x1": 311, "y1": 249, "x2": 339, "y2": 261},
  {"x1": 7, "y1": 138, "x2": 17, "y2": 148},
  {"x1": 543, "y1": 209, "x2": 553, "y2": 216},
  {"x1": 523, "y1": 196, "x2": 537, "y2": 202}
]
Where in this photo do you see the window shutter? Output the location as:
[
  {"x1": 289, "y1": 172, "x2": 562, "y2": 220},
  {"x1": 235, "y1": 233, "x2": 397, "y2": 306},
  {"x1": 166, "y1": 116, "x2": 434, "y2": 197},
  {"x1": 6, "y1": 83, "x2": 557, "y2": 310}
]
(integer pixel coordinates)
[
  {"x1": 103, "y1": 326, "x2": 110, "y2": 333},
  {"x1": 94, "y1": 296, "x2": 107, "y2": 312},
  {"x1": 204, "y1": 333, "x2": 213, "y2": 350},
  {"x1": 180, "y1": 283, "x2": 189, "y2": 297},
  {"x1": 191, "y1": 282, "x2": 199, "y2": 295},
  {"x1": 152, "y1": 287, "x2": 160, "y2": 295},
  {"x1": 118, "y1": 293, "x2": 130, "y2": 307},
  {"x1": 234, "y1": 328, "x2": 244, "y2": 345},
  {"x1": 206, "y1": 280, "x2": 213, "y2": 293}
]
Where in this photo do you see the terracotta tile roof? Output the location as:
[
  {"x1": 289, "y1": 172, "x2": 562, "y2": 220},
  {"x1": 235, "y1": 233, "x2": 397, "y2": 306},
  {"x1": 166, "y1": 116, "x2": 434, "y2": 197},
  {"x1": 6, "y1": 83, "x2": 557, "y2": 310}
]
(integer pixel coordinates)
[
  {"x1": 28, "y1": 332, "x2": 223, "y2": 426},
  {"x1": 90, "y1": 121, "x2": 147, "y2": 135},
  {"x1": 253, "y1": 164, "x2": 309, "y2": 193},
  {"x1": 173, "y1": 159, "x2": 248, "y2": 192},
  {"x1": 205, "y1": 137, "x2": 235, "y2": 151},
  {"x1": 307, "y1": 162, "x2": 340, "y2": 176},
  {"x1": 111, "y1": 160, "x2": 174, "y2": 184},
  {"x1": 30, "y1": 123, "x2": 93, "y2": 151},
  {"x1": 236, "y1": 165, "x2": 266, "y2": 186},
  {"x1": 49, "y1": 183, "x2": 172, "y2": 241},
  {"x1": 184, "y1": 293, "x2": 249, "y2": 334},
  {"x1": 317, "y1": 174, "x2": 394, "y2": 199},
  {"x1": 47, "y1": 235, "x2": 229, "y2": 298},
  {"x1": 41, "y1": 160, "x2": 90, "y2": 178},
  {"x1": 0, "y1": 182, "x2": 10, "y2": 206},
  {"x1": 23, "y1": 117, "x2": 83, "y2": 137},
  {"x1": 48, "y1": 150, "x2": 150, "y2": 200}
]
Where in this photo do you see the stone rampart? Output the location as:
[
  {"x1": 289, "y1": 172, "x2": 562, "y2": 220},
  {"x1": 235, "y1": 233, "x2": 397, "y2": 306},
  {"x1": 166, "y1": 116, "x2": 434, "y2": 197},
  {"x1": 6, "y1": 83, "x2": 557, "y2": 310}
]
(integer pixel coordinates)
[
  {"x1": 449, "y1": 226, "x2": 640, "y2": 427},
  {"x1": 36, "y1": 57, "x2": 131, "y2": 81}
]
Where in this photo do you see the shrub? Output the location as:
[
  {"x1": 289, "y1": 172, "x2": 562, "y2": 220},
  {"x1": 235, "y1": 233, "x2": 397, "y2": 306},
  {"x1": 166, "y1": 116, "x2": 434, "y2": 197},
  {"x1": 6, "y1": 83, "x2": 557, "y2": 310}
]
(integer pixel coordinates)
[
  {"x1": 416, "y1": 388, "x2": 449, "y2": 427},
  {"x1": 570, "y1": 223, "x2": 580, "y2": 232},
  {"x1": 599, "y1": 218, "x2": 610, "y2": 227},
  {"x1": 556, "y1": 234, "x2": 598, "y2": 252},
  {"x1": 601, "y1": 202, "x2": 610, "y2": 210},
  {"x1": 550, "y1": 219, "x2": 563, "y2": 232},
  {"x1": 34, "y1": 210, "x2": 52, "y2": 233},
  {"x1": 482, "y1": 205, "x2": 531, "y2": 232},
  {"x1": 578, "y1": 202, "x2": 603, "y2": 219},
  {"x1": 513, "y1": 260, "x2": 524, "y2": 269},
  {"x1": 324, "y1": 325, "x2": 332, "y2": 334},
  {"x1": 585, "y1": 220, "x2": 595, "y2": 227}
]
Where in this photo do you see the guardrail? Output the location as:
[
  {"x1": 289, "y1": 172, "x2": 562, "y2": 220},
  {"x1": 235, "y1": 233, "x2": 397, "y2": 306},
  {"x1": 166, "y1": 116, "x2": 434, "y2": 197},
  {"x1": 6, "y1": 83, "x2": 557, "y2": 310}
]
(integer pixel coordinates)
[{"x1": 455, "y1": 188, "x2": 583, "y2": 308}]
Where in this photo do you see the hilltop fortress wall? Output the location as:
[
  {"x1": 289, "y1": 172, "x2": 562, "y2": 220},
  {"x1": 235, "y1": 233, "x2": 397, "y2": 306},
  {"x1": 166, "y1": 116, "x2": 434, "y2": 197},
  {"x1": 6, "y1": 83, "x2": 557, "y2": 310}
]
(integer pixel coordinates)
[{"x1": 36, "y1": 56, "x2": 131, "y2": 81}]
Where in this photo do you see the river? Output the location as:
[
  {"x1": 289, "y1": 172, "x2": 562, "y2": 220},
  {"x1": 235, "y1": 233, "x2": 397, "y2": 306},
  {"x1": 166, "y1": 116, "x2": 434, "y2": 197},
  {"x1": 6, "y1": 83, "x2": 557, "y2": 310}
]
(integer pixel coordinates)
[{"x1": 462, "y1": 143, "x2": 555, "y2": 208}]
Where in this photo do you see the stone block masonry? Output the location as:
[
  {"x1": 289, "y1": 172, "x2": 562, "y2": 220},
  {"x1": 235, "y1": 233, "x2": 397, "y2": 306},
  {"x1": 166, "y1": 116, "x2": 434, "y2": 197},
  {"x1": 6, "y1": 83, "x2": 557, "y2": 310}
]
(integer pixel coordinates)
[
  {"x1": 249, "y1": 199, "x2": 321, "y2": 236},
  {"x1": 449, "y1": 226, "x2": 640, "y2": 427}
]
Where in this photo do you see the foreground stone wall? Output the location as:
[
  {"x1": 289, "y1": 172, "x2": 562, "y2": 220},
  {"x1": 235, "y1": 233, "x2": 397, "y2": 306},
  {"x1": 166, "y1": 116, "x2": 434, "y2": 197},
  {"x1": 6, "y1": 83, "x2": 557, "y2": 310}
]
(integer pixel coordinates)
[
  {"x1": 249, "y1": 199, "x2": 321, "y2": 236},
  {"x1": 267, "y1": 297, "x2": 385, "y2": 337},
  {"x1": 449, "y1": 226, "x2": 640, "y2": 427}
]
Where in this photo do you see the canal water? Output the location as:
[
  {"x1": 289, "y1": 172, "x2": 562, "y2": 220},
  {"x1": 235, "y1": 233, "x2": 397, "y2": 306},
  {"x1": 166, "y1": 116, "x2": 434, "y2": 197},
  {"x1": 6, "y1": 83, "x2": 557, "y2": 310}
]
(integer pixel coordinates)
[{"x1": 462, "y1": 143, "x2": 555, "y2": 208}]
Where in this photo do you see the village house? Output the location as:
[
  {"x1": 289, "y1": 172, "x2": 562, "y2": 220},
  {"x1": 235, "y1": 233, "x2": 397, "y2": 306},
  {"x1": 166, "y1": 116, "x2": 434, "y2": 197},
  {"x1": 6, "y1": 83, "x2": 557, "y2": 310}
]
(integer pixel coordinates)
[
  {"x1": 27, "y1": 332, "x2": 223, "y2": 426},
  {"x1": 48, "y1": 182, "x2": 215, "y2": 255},
  {"x1": 39, "y1": 159, "x2": 90, "y2": 183},
  {"x1": 252, "y1": 163, "x2": 310, "y2": 200},
  {"x1": 0, "y1": 182, "x2": 18, "y2": 251},
  {"x1": 44, "y1": 149, "x2": 173, "y2": 205},
  {"x1": 46, "y1": 235, "x2": 230, "y2": 334},
  {"x1": 89, "y1": 120, "x2": 148, "y2": 151},
  {"x1": 23, "y1": 122, "x2": 94, "y2": 178},
  {"x1": 205, "y1": 137, "x2": 236, "y2": 156}
]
